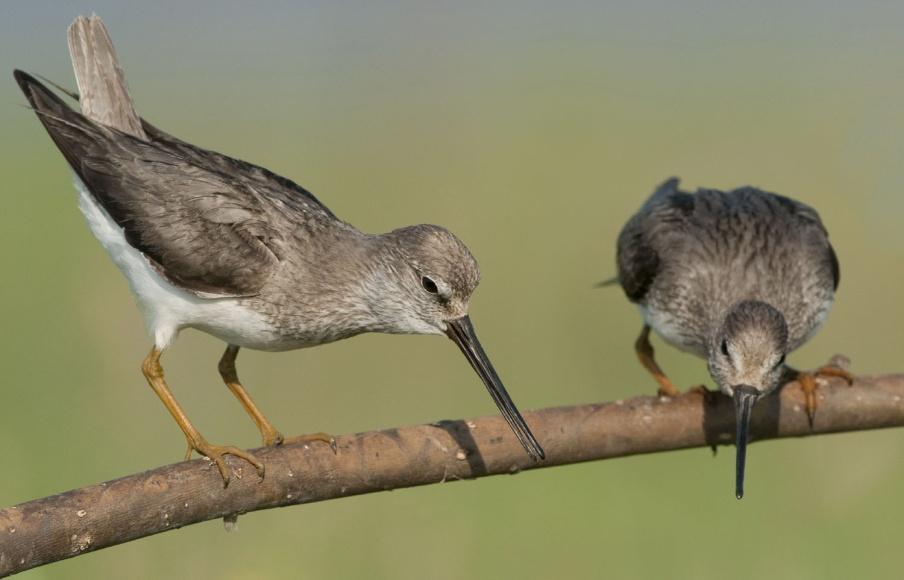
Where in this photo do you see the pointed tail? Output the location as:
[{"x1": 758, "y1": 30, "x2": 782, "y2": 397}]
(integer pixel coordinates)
[
  {"x1": 594, "y1": 276, "x2": 620, "y2": 288},
  {"x1": 67, "y1": 15, "x2": 146, "y2": 138}
]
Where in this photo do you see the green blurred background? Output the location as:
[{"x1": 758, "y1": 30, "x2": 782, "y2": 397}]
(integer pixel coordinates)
[{"x1": 2, "y1": 1, "x2": 903, "y2": 578}]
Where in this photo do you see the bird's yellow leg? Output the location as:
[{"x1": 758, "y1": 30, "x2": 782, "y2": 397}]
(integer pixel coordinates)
[
  {"x1": 219, "y1": 346, "x2": 337, "y2": 453},
  {"x1": 635, "y1": 325, "x2": 682, "y2": 397},
  {"x1": 141, "y1": 347, "x2": 264, "y2": 486},
  {"x1": 219, "y1": 345, "x2": 285, "y2": 447}
]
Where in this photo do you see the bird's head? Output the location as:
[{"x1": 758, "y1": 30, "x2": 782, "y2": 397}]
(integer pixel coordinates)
[
  {"x1": 377, "y1": 224, "x2": 480, "y2": 335},
  {"x1": 707, "y1": 300, "x2": 789, "y2": 499},
  {"x1": 708, "y1": 300, "x2": 789, "y2": 398},
  {"x1": 368, "y1": 224, "x2": 544, "y2": 461}
]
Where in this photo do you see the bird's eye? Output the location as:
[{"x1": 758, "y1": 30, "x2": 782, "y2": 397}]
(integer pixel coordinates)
[
  {"x1": 421, "y1": 276, "x2": 439, "y2": 294},
  {"x1": 720, "y1": 340, "x2": 730, "y2": 357}
]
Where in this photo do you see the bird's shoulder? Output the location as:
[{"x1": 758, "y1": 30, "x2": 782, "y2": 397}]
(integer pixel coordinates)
[
  {"x1": 708, "y1": 186, "x2": 827, "y2": 230},
  {"x1": 718, "y1": 187, "x2": 838, "y2": 290}
]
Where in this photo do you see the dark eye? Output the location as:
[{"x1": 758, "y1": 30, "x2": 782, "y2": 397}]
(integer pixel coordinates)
[
  {"x1": 720, "y1": 340, "x2": 729, "y2": 357},
  {"x1": 421, "y1": 276, "x2": 438, "y2": 294}
]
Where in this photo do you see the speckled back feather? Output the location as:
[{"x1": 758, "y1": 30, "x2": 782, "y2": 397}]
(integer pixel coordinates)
[{"x1": 617, "y1": 178, "x2": 838, "y2": 354}]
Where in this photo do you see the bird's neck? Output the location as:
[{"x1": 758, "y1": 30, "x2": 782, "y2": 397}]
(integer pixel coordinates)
[{"x1": 348, "y1": 236, "x2": 436, "y2": 336}]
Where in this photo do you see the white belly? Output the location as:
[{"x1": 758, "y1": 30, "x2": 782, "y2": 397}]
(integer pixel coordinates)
[
  {"x1": 639, "y1": 304, "x2": 707, "y2": 358},
  {"x1": 74, "y1": 177, "x2": 280, "y2": 350}
]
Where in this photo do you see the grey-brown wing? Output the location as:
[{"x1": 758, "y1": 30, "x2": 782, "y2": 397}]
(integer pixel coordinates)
[
  {"x1": 616, "y1": 215, "x2": 660, "y2": 303},
  {"x1": 767, "y1": 190, "x2": 840, "y2": 292},
  {"x1": 616, "y1": 178, "x2": 694, "y2": 303},
  {"x1": 21, "y1": 71, "x2": 336, "y2": 221},
  {"x1": 80, "y1": 151, "x2": 284, "y2": 297},
  {"x1": 828, "y1": 243, "x2": 840, "y2": 291},
  {"x1": 139, "y1": 120, "x2": 336, "y2": 219},
  {"x1": 16, "y1": 70, "x2": 281, "y2": 297}
]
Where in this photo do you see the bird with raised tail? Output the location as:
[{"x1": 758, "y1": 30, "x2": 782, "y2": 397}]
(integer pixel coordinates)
[
  {"x1": 612, "y1": 178, "x2": 851, "y2": 498},
  {"x1": 14, "y1": 16, "x2": 543, "y2": 486}
]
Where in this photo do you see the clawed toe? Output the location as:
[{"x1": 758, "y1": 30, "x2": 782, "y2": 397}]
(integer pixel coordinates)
[
  {"x1": 788, "y1": 364, "x2": 856, "y2": 428},
  {"x1": 190, "y1": 440, "x2": 265, "y2": 486},
  {"x1": 814, "y1": 365, "x2": 855, "y2": 385},
  {"x1": 656, "y1": 385, "x2": 681, "y2": 398},
  {"x1": 284, "y1": 431, "x2": 338, "y2": 454}
]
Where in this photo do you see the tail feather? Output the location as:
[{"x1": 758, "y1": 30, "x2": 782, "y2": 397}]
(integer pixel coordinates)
[
  {"x1": 67, "y1": 15, "x2": 145, "y2": 138},
  {"x1": 15, "y1": 14, "x2": 147, "y2": 187},
  {"x1": 594, "y1": 276, "x2": 620, "y2": 288}
]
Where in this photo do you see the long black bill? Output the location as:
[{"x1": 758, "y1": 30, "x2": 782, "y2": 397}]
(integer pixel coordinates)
[
  {"x1": 733, "y1": 385, "x2": 760, "y2": 500},
  {"x1": 445, "y1": 316, "x2": 545, "y2": 461}
]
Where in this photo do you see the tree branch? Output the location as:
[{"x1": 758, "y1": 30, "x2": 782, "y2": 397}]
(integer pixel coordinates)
[{"x1": 1, "y1": 365, "x2": 903, "y2": 576}]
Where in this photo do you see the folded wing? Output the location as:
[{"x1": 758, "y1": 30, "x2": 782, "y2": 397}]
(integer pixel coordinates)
[{"x1": 16, "y1": 69, "x2": 286, "y2": 297}]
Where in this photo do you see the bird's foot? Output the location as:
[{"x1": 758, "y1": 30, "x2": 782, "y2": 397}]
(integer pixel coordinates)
[
  {"x1": 636, "y1": 325, "x2": 683, "y2": 398},
  {"x1": 656, "y1": 383, "x2": 710, "y2": 399},
  {"x1": 284, "y1": 431, "x2": 338, "y2": 454},
  {"x1": 789, "y1": 365, "x2": 855, "y2": 427},
  {"x1": 184, "y1": 436, "x2": 265, "y2": 487},
  {"x1": 813, "y1": 365, "x2": 855, "y2": 385},
  {"x1": 655, "y1": 379, "x2": 682, "y2": 398},
  {"x1": 260, "y1": 425, "x2": 284, "y2": 448}
]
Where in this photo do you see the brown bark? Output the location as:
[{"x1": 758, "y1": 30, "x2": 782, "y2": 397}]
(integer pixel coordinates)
[{"x1": 1, "y1": 366, "x2": 902, "y2": 577}]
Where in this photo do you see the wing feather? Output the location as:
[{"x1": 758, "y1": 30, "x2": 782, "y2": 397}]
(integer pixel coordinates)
[
  {"x1": 16, "y1": 70, "x2": 283, "y2": 297},
  {"x1": 616, "y1": 178, "x2": 693, "y2": 303}
]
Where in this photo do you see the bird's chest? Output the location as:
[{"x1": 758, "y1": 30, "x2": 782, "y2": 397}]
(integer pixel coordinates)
[{"x1": 235, "y1": 284, "x2": 377, "y2": 352}]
